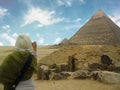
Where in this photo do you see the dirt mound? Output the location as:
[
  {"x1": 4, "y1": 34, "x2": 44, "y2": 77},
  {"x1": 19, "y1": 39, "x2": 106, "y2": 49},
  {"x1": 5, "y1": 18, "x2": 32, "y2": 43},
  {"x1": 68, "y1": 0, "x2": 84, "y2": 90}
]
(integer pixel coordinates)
[{"x1": 40, "y1": 45, "x2": 120, "y2": 69}]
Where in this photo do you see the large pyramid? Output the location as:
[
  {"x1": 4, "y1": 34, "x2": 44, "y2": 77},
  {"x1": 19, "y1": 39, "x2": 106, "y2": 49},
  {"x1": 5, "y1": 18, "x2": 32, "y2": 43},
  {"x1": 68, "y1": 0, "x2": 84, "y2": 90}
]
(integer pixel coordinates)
[{"x1": 69, "y1": 10, "x2": 120, "y2": 45}]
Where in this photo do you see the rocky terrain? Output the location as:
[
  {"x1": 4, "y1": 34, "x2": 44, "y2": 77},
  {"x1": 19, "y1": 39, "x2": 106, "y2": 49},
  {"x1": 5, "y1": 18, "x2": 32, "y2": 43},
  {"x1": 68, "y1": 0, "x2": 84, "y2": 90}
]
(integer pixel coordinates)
[{"x1": 40, "y1": 45, "x2": 120, "y2": 68}]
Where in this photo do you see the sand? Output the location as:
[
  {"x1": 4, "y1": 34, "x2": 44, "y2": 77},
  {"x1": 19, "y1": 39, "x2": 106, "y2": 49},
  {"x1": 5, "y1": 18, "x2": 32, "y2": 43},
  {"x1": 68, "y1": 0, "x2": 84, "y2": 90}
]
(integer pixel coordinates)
[{"x1": 35, "y1": 79, "x2": 120, "y2": 90}]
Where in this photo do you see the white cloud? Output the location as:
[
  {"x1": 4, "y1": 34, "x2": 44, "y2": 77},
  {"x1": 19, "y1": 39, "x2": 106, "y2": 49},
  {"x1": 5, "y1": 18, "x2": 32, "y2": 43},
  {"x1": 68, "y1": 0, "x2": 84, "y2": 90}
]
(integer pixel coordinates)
[
  {"x1": 36, "y1": 33, "x2": 40, "y2": 37},
  {"x1": 57, "y1": 0, "x2": 64, "y2": 6},
  {"x1": 54, "y1": 37, "x2": 62, "y2": 44},
  {"x1": 57, "y1": 0, "x2": 73, "y2": 7},
  {"x1": 0, "y1": 8, "x2": 8, "y2": 19},
  {"x1": 74, "y1": 18, "x2": 82, "y2": 22},
  {"x1": 57, "y1": 0, "x2": 85, "y2": 7},
  {"x1": 22, "y1": 7, "x2": 64, "y2": 27},
  {"x1": 64, "y1": 24, "x2": 81, "y2": 30},
  {"x1": 2, "y1": 25, "x2": 11, "y2": 33},
  {"x1": 1, "y1": 33, "x2": 16, "y2": 46},
  {"x1": 12, "y1": 33, "x2": 18, "y2": 38},
  {"x1": 37, "y1": 24, "x2": 44, "y2": 28},
  {"x1": 2, "y1": 25, "x2": 10, "y2": 29},
  {"x1": 64, "y1": 18, "x2": 82, "y2": 30},
  {"x1": 109, "y1": 14, "x2": 120, "y2": 27},
  {"x1": 79, "y1": 0, "x2": 86, "y2": 5},
  {"x1": 66, "y1": 0, "x2": 72, "y2": 6},
  {"x1": 65, "y1": 17, "x2": 82, "y2": 23},
  {"x1": 38, "y1": 38, "x2": 44, "y2": 44},
  {"x1": 0, "y1": 42, "x2": 3, "y2": 46}
]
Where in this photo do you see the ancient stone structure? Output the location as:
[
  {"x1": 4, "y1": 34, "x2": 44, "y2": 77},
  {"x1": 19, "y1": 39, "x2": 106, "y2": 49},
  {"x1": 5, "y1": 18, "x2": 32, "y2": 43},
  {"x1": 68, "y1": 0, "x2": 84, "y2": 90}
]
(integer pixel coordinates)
[
  {"x1": 60, "y1": 64, "x2": 68, "y2": 71},
  {"x1": 68, "y1": 56, "x2": 77, "y2": 72},
  {"x1": 101, "y1": 55, "x2": 112, "y2": 65},
  {"x1": 71, "y1": 70, "x2": 90, "y2": 79},
  {"x1": 69, "y1": 10, "x2": 120, "y2": 45},
  {"x1": 49, "y1": 72, "x2": 63, "y2": 80},
  {"x1": 37, "y1": 64, "x2": 50, "y2": 80},
  {"x1": 59, "y1": 38, "x2": 71, "y2": 45}
]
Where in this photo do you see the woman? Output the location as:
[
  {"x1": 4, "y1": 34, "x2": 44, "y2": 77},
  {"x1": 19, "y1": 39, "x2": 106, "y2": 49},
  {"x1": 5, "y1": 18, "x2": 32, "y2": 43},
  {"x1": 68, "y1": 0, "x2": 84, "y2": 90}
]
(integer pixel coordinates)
[{"x1": 0, "y1": 34, "x2": 37, "y2": 90}]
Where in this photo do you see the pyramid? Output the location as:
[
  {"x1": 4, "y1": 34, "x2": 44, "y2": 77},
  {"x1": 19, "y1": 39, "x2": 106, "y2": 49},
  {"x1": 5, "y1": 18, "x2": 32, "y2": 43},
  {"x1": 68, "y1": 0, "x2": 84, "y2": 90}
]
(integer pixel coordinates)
[
  {"x1": 59, "y1": 38, "x2": 70, "y2": 45},
  {"x1": 69, "y1": 10, "x2": 120, "y2": 45}
]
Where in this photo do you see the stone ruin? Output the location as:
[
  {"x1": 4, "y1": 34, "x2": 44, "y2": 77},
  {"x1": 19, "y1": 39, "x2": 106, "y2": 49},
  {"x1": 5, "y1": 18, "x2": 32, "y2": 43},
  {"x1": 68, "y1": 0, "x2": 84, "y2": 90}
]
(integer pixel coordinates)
[
  {"x1": 101, "y1": 55, "x2": 112, "y2": 65},
  {"x1": 68, "y1": 55, "x2": 78, "y2": 72},
  {"x1": 37, "y1": 54, "x2": 120, "y2": 84},
  {"x1": 88, "y1": 55, "x2": 120, "y2": 73},
  {"x1": 37, "y1": 55, "x2": 77, "y2": 80},
  {"x1": 37, "y1": 64, "x2": 50, "y2": 80}
]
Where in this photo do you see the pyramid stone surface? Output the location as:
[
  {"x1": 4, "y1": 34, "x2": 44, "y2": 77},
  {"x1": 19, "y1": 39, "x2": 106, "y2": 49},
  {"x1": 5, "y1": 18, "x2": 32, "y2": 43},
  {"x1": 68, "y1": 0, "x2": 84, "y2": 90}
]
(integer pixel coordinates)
[{"x1": 69, "y1": 10, "x2": 120, "y2": 45}]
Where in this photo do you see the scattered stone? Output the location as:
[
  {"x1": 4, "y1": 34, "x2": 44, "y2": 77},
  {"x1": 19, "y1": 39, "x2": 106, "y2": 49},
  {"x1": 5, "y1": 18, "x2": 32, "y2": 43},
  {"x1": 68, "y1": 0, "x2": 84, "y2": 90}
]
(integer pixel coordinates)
[
  {"x1": 99, "y1": 64, "x2": 108, "y2": 70},
  {"x1": 37, "y1": 64, "x2": 50, "y2": 80},
  {"x1": 71, "y1": 70, "x2": 89, "y2": 79},
  {"x1": 37, "y1": 67, "x2": 43, "y2": 79},
  {"x1": 49, "y1": 63, "x2": 57, "y2": 69},
  {"x1": 88, "y1": 62, "x2": 120, "y2": 73},
  {"x1": 37, "y1": 54, "x2": 120, "y2": 84},
  {"x1": 108, "y1": 65, "x2": 120, "y2": 73},
  {"x1": 50, "y1": 68, "x2": 58, "y2": 73},
  {"x1": 60, "y1": 64, "x2": 68, "y2": 71},
  {"x1": 60, "y1": 72, "x2": 71, "y2": 79},
  {"x1": 91, "y1": 71, "x2": 120, "y2": 84},
  {"x1": 50, "y1": 72, "x2": 63, "y2": 80},
  {"x1": 88, "y1": 63, "x2": 101, "y2": 70},
  {"x1": 88, "y1": 63, "x2": 108, "y2": 70}
]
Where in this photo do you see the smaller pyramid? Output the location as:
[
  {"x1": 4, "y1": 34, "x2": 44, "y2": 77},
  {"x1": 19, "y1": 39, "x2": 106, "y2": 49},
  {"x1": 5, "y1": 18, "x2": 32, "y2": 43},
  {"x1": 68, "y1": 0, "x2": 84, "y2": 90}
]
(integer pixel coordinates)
[{"x1": 59, "y1": 38, "x2": 70, "y2": 45}]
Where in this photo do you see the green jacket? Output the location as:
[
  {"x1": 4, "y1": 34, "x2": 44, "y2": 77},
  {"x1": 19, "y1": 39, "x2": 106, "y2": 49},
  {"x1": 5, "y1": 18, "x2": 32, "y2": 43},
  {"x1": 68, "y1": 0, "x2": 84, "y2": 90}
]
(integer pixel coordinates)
[{"x1": 0, "y1": 50, "x2": 37, "y2": 84}]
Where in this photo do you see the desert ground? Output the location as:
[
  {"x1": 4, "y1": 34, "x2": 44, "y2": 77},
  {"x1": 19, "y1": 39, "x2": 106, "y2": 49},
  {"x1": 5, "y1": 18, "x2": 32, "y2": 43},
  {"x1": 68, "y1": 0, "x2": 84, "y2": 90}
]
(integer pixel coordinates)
[
  {"x1": 35, "y1": 79, "x2": 120, "y2": 90},
  {"x1": 0, "y1": 46, "x2": 120, "y2": 90},
  {"x1": 0, "y1": 79, "x2": 119, "y2": 90}
]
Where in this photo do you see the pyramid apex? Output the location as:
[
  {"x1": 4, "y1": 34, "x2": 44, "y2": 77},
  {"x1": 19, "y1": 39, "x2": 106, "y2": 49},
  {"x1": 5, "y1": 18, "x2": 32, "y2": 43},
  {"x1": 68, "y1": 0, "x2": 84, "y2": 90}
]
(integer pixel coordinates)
[
  {"x1": 97, "y1": 9, "x2": 104, "y2": 12},
  {"x1": 96, "y1": 9, "x2": 105, "y2": 14},
  {"x1": 91, "y1": 9, "x2": 107, "y2": 19}
]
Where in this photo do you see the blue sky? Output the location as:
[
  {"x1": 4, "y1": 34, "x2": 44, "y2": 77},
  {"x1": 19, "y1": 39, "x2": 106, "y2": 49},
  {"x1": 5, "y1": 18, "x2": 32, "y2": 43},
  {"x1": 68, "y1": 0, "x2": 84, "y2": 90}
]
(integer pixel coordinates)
[{"x1": 0, "y1": 0, "x2": 120, "y2": 46}]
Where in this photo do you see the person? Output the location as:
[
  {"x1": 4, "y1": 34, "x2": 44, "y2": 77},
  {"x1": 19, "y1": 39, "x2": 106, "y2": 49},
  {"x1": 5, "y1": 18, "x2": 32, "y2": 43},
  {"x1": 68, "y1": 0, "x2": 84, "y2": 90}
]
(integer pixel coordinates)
[{"x1": 0, "y1": 34, "x2": 37, "y2": 90}]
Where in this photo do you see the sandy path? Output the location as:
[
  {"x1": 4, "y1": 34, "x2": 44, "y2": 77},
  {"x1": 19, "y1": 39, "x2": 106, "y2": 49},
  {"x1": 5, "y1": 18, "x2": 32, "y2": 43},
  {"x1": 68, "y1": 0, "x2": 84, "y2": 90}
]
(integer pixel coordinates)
[{"x1": 35, "y1": 79, "x2": 120, "y2": 90}]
